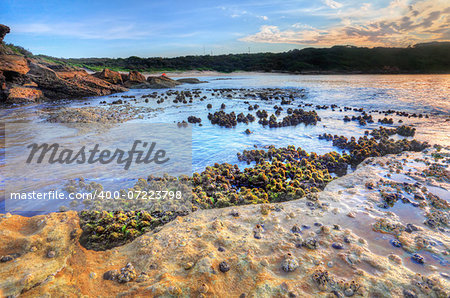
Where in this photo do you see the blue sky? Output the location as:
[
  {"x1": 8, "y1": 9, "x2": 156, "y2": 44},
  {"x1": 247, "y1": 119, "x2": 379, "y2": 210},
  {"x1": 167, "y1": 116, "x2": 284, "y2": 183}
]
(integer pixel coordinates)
[{"x1": 1, "y1": 0, "x2": 448, "y2": 58}]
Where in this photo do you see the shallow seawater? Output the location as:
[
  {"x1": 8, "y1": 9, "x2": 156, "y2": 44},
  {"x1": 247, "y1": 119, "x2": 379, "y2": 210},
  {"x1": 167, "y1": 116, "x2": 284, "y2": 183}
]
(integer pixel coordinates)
[{"x1": 0, "y1": 74, "x2": 449, "y2": 214}]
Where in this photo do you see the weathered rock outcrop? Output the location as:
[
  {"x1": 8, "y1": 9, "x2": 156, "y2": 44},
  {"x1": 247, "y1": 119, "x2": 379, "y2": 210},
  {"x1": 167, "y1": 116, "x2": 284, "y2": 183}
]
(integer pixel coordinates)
[
  {"x1": 26, "y1": 62, "x2": 127, "y2": 99},
  {"x1": 147, "y1": 75, "x2": 181, "y2": 88},
  {"x1": 93, "y1": 68, "x2": 123, "y2": 84},
  {"x1": 120, "y1": 72, "x2": 129, "y2": 82}
]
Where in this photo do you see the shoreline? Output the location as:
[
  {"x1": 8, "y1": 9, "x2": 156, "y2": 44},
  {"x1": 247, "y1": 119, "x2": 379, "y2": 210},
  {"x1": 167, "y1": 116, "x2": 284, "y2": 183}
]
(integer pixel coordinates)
[{"x1": 115, "y1": 70, "x2": 450, "y2": 78}]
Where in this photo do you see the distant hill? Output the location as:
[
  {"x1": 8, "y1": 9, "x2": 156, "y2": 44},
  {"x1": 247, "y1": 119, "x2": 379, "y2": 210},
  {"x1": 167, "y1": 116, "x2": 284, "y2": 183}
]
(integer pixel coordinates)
[{"x1": 37, "y1": 42, "x2": 450, "y2": 74}]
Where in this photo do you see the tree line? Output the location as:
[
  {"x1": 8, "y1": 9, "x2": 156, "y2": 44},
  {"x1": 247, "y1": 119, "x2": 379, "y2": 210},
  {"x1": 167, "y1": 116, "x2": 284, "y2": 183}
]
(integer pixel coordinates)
[{"x1": 40, "y1": 42, "x2": 450, "y2": 74}]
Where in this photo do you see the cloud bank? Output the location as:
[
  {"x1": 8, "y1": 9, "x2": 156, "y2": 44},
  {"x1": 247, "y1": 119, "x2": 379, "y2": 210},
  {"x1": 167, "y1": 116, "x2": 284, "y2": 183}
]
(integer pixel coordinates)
[{"x1": 241, "y1": 0, "x2": 450, "y2": 47}]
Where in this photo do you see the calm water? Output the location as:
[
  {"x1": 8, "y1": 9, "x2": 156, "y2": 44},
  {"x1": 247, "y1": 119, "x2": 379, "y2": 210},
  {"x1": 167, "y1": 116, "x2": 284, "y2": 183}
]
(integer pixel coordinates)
[{"x1": 1, "y1": 74, "x2": 449, "y2": 213}]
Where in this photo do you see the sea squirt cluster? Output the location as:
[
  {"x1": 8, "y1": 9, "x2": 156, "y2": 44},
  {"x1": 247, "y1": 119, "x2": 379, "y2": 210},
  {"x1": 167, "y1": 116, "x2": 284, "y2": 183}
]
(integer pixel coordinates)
[
  {"x1": 318, "y1": 134, "x2": 428, "y2": 166},
  {"x1": 79, "y1": 210, "x2": 189, "y2": 250},
  {"x1": 208, "y1": 111, "x2": 237, "y2": 127},
  {"x1": 258, "y1": 108, "x2": 320, "y2": 127}
]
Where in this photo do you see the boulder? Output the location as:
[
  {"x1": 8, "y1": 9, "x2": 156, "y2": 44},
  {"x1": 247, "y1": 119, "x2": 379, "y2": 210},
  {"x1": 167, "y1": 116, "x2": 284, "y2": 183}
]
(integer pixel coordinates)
[
  {"x1": 147, "y1": 75, "x2": 181, "y2": 88},
  {"x1": 93, "y1": 68, "x2": 123, "y2": 85},
  {"x1": 128, "y1": 70, "x2": 145, "y2": 82},
  {"x1": 177, "y1": 78, "x2": 207, "y2": 84},
  {"x1": 123, "y1": 70, "x2": 147, "y2": 88},
  {"x1": 0, "y1": 54, "x2": 30, "y2": 75},
  {"x1": 6, "y1": 86, "x2": 43, "y2": 103},
  {"x1": 0, "y1": 24, "x2": 10, "y2": 43}
]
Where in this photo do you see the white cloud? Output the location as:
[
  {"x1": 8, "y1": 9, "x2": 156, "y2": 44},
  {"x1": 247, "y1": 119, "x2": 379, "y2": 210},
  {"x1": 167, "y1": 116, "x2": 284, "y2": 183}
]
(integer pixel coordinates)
[
  {"x1": 292, "y1": 23, "x2": 315, "y2": 29},
  {"x1": 324, "y1": 0, "x2": 343, "y2": 9},
  {"x1": 231, "y1": 10, "x2": 248, "y2": 18},
  {"x1": 220, "y1": 6, "x2": 269, "y2": 21}
]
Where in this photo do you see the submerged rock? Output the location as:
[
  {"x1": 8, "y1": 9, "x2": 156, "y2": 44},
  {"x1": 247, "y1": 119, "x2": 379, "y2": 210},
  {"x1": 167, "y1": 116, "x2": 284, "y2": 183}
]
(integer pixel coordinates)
[
  {"x1": 291, "y1": 225, "x2": 302, "y2": 234},
  {"x1": 390, "y1": 239, "x2": 402, "y2": 247}
]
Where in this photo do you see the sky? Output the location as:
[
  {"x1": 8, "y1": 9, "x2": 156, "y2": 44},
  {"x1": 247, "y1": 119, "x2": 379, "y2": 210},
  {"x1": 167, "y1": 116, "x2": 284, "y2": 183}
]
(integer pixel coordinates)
[{"x1": 1, "y1": 0, "x2": 449, "y2": 58}]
